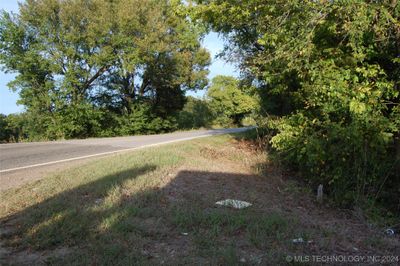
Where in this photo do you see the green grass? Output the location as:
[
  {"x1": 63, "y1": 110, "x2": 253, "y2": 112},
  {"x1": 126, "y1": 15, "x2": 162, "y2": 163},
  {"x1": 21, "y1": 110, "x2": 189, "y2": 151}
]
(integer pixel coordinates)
[
  {"x1": 1, "y1": 134, "x2": 292, "y2": 264},
  {"x1": 0, "y1": 136, "x2": 264, "y2": 264},
  {"x1": 1, "y1": 133, "x2": 398, "y2": 265}
]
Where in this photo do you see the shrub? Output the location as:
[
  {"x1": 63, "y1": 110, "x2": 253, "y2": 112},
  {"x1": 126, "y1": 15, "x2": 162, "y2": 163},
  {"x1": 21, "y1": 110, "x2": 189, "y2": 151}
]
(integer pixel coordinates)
[
  {"x1": 117, "y1": 103, "x2": 177, "y2": 135},
  {"x1": 177, "y1": 97, "x2": 213, "y2": 129}
]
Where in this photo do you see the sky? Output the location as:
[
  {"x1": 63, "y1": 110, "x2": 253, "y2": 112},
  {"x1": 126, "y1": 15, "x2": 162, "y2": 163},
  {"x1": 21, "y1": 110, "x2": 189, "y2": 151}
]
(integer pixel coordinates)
[{"x1": 0, "y1": 0, "x2": 237, "y2": 115}]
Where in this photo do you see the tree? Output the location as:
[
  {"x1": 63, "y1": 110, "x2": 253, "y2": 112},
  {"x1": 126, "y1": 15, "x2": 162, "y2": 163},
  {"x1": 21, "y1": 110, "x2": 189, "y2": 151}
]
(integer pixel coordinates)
[
  {"x1": 177, "y1": 96, "x2": 213, "y2": 129},
  {"x1": 207, "y1": 75, "x2": 257, "y2": 126},
  {"x1": 0, "y1": 0, "x2": 210, "y2": 139},
  {"x1": 194, "y1": 0, "x2": 400, "y2": 206}
]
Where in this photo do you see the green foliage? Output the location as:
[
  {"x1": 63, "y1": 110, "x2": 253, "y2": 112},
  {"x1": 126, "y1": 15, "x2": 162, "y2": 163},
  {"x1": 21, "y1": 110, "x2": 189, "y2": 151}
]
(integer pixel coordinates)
[
  {"x1": 56, "y1": 103, "x2": 104, "y2": 139},
  {"x1": 177, "y1": 96, "x2": 213, "y2": 129},
  {"x1": 270, "y1": 114, "x2": 395, "y2": 205},
  {"x1": 207, "y1": 75, "x2": 258, "y2": 126},
  {"x1": 195, "y1": 0, "x2": 400, "y2": 208},
  {"x1": 0, "y1": 0, "x2": 211, "y2": 140},
  {"x1": 0, "y1": 114, "x2": 11, "y2": 142},
  {"x1": 116, "y1": 103, "x2": 177, "y2": 135},
  {"x1": 0, "y1": 113, "x2": 31, "y2": 142}
]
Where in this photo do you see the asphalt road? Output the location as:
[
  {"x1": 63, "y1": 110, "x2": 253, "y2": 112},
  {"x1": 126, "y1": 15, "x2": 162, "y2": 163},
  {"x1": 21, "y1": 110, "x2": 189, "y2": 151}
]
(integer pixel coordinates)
[{"x1": 0, "y1": 127, "x2": 250, "y2": 173}]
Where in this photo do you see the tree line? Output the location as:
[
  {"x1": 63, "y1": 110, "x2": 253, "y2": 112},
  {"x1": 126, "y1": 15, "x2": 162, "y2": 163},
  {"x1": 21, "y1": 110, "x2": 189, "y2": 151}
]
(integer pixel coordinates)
[
  {"x1": 0, "y1": 0, "x2": 212, "y2": 140},
  {"x1": 0, "y1": 73, "x2": 256, "y2": 142},
  {"x1": 0, "y1": 0, "x2": 258, "y2": 142}
]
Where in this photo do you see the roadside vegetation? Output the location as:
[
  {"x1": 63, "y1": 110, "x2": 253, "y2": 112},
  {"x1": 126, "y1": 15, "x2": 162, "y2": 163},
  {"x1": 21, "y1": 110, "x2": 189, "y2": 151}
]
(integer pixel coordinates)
[
  {"x1": 0, "y1": 74, "x2": 257, "y2": 142},
  {"x1": 1, "y1": 133, "x2": 398, "y2": 264},
  {"x1": 193, "y1": 1, "x2": 400, "y2": 216},
  {"x1": 0, "y1": 0, "x2": 257, "y2": 142},
  {"x1": 0, "y1": 0, "x2": 211, "y2": 141},
  {"x1": 0, "y1": 0, "x2": 399, "y2": 253}
]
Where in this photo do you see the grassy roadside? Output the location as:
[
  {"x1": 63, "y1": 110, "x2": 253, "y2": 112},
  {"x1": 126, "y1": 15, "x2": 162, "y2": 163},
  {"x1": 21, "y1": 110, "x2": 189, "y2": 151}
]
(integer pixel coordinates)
[{"x1": 1, "y1": 133, "x2": 399, "y2": 265}]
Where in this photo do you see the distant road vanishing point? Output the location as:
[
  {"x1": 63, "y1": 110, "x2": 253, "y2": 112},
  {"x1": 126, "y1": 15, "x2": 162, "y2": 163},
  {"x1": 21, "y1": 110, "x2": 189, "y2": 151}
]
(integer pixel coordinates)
[
  {"x1": 0, "y1": 127, "x2": 252, "y2": 191},
  {"x1": 0, "y1": 127, "x2": 251, "y2": 174},
  {"x1": 0, "y1": 127, "x2": 249, "y2": 173}
]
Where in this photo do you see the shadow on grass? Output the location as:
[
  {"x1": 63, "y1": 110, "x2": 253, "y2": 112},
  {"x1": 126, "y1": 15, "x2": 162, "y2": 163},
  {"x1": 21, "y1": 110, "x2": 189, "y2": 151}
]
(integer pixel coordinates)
[
  {"x1": 1, "y1": 165, "x2": 158, "y2": 263},
  {"x1": 1, "y1": 167, "x2": 302, "y2": 265}
]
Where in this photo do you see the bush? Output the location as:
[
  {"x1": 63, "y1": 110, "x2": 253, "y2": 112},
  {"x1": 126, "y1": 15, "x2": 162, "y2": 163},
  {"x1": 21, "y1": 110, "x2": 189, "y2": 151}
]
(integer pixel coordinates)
[
  {"x1": 195, "y1": 0, "x2": 400, "y2": 211},
  {"x1": 177, "y1": 97, "x2": 213, "y2": 129},
  {"x1": 2, "y1": 113, "x2": 31, "y2": 142},
  {"x1": 207, "y1": 76, "x2": 258, "y2": 127},
  {"x1": 117, "y1": 103, "x2": 177, "y2": 135},
  {"x1": 0, "y1": 114, "x2": 11, "y2": 142},
  {"x1": 269, "y1": 113, "x2": 398, "y2": 206}
]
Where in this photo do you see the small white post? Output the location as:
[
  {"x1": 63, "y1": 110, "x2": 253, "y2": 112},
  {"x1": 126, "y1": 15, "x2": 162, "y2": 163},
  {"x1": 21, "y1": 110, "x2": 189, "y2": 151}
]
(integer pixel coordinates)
[{"x1": 317, "y1": 184, "x2": 323, "y2": 204}]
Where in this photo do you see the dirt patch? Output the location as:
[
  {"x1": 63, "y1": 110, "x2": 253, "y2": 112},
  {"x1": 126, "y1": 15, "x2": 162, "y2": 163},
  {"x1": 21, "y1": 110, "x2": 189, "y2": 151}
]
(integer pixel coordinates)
[{"x1": 159, "y1": 145, "x2": 399, "y2": 262}]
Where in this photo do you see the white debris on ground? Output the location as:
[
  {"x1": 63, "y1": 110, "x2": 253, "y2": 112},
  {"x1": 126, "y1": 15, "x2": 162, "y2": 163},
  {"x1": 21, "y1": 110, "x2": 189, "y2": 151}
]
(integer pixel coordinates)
[
  {"x1": 215, "y1": 199, "x2": 252, "y2": 209},
  {"x1": 385, "y1": 228, "x2": 395, "y2": 236},
  {"x1": 292, "y1": 238, "x2": 304, "y2": 244},
  {"x1": 292, "y1": 238, "x2": 314, "y2": 244},
  {"x1": 94, "y1": 198, "x2": 103, "y2": 205}
]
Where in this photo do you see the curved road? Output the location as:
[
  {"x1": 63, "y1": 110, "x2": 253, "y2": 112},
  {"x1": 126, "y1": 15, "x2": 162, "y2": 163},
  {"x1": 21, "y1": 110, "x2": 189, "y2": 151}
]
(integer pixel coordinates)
[{"x1": 0, "y1": 128, "x2": 250, "y2": 190}]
